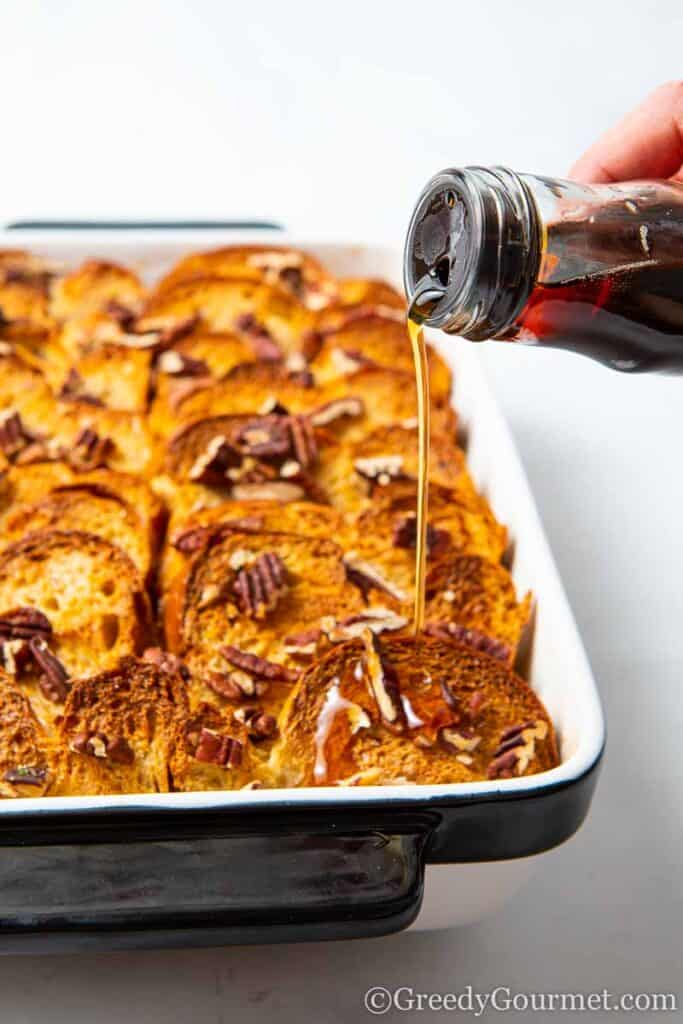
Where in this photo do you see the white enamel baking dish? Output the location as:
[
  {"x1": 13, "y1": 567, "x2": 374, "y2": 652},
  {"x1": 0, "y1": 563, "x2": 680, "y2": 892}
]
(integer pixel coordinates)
[{"x1": 0, "y1": 227, "x2": 604, "y2": 950}]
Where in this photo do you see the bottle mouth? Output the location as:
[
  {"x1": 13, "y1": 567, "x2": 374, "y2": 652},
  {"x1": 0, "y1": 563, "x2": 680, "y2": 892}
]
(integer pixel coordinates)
[
  {"x1": 403, "y1": 170, "x2": 480, "y2": 330},
  {"x1": 404, "y1": 166, "x2": 540, "y2": 338}
]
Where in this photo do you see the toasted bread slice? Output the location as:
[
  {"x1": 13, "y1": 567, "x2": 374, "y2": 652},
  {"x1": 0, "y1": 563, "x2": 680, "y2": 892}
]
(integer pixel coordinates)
[
  {"x1": 347, "y1": 483, "x2": 506, "y2": 565},
  {"x1": 313, "y1": 367, "x2": 457, "y2": 444},
  {"x1": 0, "y1": 350, "x2": 61, "y2": 449},
  {"x1": 0, "y1": 531, "x2": 152, "y2": 731},
  {"x1": 0, "y1": 670, "x2": 56, "y2": 798},
  {"x1": 50, "y1": 261, "x2": 145, "y2": 321},
  {"x1": 54, "y1": 403, "x2": 156, "y2": 475},
  {"x1": 138, "y1": 277, "x2": 315, "y2": 357},
  {"x1": 37, "y1": 339, "x2": 153, "y2": 413},
  {"x1": 156, "y1": 246, "x2": 338, "y2": 310},
  {"x1": 163, "y1": 498, "x2": 344, "y2": 593},
  {"x1": 165, "y1": 530, "x2": 364, "y2": 719},
  {"x1": 272, "y1": 634, "x2": 558, "y2": 786},
  {"x1": 316, "y1": 424, "x2": 472, "y2": 513},
  {"x1": 53, "y1": 657, "x2": 187, "y2": 795},
  {"x1": 309, "y1": 319, "x2": 452, "y2": 401},
  {"x1": 0, "y1": 463, "x2": 163, "y2": 564},
  {"x1": 1, "y1": 482, "x2": 159, "y2": 582}
]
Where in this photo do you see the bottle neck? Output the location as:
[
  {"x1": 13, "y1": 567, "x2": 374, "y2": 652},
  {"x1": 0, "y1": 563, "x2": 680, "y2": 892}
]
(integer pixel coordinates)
[{"x1": 404, "y1": 166, "x2": 541, "y2": 339}]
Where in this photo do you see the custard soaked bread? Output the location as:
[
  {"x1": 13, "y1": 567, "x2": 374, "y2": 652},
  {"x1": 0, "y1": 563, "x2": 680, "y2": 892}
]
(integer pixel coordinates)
[
  {"x1": 272, "y1": 634, "x2": 558, "y2": 786},
  {"x1": 0, "y1": 243, "x2": 557, "y2": 797}
]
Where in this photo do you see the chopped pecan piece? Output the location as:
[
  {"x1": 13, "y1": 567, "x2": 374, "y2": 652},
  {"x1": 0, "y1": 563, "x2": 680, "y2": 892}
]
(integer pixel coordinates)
[
  {"x1": 239, "y1": 707, "x2": 278, "y2": 741},
  {"x1": 68, "y1": 426, "x2": 114, "y2": 472},
  {"x1": 58, "y1": 368, "x2": 103, "y2": 406},
  {"x1": 0, "y1": 410, "x2": 35, "y2": 461},
  {"x1": 499, "y1": 720, "x2": 536, "y2": 743},
  {"x1": 487, "y1": 749, "x2": 519, "y2": 780},
  {"x1": 236, "y1": 416, "x2": 291, "y2": 459},
  {"x1": 172, "y1": 516, "x2": 265, "y2": 555},
  {"x1": 3, "y1": 765, "x2": 48, "y2": 787},
  {"x1": 157, "y1": 350, "x2": 210, "y2": 377},
  {"x1": 392, "y1": 516, "x2": 450, "y2": 556},
  {"x1": 105, "y1": 736, "x2": 135, "y2": 765},
  {"x1": 343, "y1": 552, "x2": 408, "y2": 603},
  {"x1": 0, "y1": 607, "x2": 52, "y2": 642},
  {"x1": 324, "y1": 608, "x2": 408, "y2": 641},
  {"x1": 205, "y1": 671, "x2": 266, "y2": 701},
  {"x1": 233, "y1": 551, "x2": 288, "y2": 618},
  {"x1": 155, "y1": 314, "x2": 200, "y2": 347},
  {"x1": 354, "y1": 454, "x2": 405, "y2": 487},
  {"x1": 283, "y1": 627, "x2": 322, "y2": 657},
  {"x1": 440, "y1": 727, "x2": 481, "y2": 754},
  {"x1": 142, "y1": 647, "x2": 191, "y2": 681},
  {"x1": 188, "y1": 435, "x2": 240, "y2": 484},
  {"x1": 29, "y1": 638, "x2": 70, "y2": 703},
  {"x1": 424, "y1": 622, "x2": 511, "y2": 663},
  {"x1": 278, "y1": 265, "x2": 304, "y2": 297},
  {"x1": 234, "y1": 314, "x2": 283, "y2": 361},
  {"x1": 105, "y1": 299, "x2": 137, "y2": 331},
  {"x1": 194, "y1": 728, "x2": 243, "y2": 767},
  {"x1": 360, "y1": 629, "x2": 403, "y2": 731},
  {"x1": 220, "y1": 645, "x2": 299, "y2": 682},
  {"x1": 309, "y1": 396, "x2": 364, "y2": 427},
  {"x1": 231, "y1": 480, "x2": 305, "y2": 503}
]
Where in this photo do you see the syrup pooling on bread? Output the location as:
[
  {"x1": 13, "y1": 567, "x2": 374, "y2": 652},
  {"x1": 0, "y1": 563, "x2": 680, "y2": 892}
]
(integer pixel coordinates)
[{"x1": 0, "y1": 243, "x2": 556, "y2": 795}]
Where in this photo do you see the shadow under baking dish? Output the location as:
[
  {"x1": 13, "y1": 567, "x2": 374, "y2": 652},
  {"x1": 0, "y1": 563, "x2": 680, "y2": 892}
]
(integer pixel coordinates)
[{"x1": 0, "y1": 228, "x2": 605, "y2": 949}]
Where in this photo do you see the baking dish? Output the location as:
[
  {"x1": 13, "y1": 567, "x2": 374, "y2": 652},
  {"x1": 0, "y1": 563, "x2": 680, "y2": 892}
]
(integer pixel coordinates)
[{"x1": 0, "y1": 225, "x2": 605, "y2": 952}]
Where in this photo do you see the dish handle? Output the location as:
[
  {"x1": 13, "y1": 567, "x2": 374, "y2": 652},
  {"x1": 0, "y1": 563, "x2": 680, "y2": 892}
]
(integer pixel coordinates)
[{"x1": 0, "y1": 813, "x2": 434, "y2": 951}]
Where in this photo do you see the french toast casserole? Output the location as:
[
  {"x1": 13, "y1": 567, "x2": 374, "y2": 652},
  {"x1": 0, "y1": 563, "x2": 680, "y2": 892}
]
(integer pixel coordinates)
[{"x1": 0, "y1": 245, "x2": 559, "y2": 797}]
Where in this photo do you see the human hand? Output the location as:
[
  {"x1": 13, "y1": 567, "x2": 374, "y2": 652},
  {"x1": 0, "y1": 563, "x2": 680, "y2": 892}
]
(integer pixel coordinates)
[{"x1": 570, "y1": 81, "x2": 683, "y2": 184}]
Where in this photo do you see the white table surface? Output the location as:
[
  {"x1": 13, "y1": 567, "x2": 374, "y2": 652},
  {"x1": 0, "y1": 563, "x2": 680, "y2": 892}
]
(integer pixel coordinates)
[{"x1": 0, "y1": 1, "x2": 681, "y2": 1020}]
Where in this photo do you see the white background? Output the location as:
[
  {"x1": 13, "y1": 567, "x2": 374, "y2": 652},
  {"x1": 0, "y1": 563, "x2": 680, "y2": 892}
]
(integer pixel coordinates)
[{"x1": 0, "y1": 1, "x2": 682, "y2": 1021}]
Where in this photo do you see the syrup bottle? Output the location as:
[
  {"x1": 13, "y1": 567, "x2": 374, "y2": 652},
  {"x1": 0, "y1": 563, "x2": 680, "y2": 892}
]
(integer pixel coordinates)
[{"x1": 403, "y1": 167, "x2": 683, "y2": 373}]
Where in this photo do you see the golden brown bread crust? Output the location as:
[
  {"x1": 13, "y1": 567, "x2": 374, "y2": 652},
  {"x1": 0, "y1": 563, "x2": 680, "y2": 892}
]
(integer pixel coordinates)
[
  {"x1": 53, "y1": 657, "x2": 187, "y2": 795},
  {"x1": 50, "y1": 261, "x2": 145, "y2": 321},
  {"x1": 156, "y1": 246, "x2": 338, "y2": 310},
  {"x1": 0, "y1": 246, "x2": 556, "y2": 797},
  {"x1": 0, "y1": 670, "x2": 56, "y2": 798},
  {"x1": 138, "y1": 276, "x2": 315, "y2": 356},
  {"x1": 272, "y1": 635, "x2": 558, "y2": 786},
  {"x1": 0, "y1": 530, "x2": 153, "y2": 732}
]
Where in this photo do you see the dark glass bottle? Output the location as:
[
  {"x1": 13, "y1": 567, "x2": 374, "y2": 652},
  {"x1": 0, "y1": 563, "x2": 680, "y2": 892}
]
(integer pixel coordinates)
[{"x1": 403, "y1": 167, "x2": 683, "y2": 373}]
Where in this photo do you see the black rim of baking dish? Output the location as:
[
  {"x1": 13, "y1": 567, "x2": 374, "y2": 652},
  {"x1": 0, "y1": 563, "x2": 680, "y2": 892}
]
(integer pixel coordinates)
[{"x1": 0, "y1": 745, "x2": 603, "y2": 951}]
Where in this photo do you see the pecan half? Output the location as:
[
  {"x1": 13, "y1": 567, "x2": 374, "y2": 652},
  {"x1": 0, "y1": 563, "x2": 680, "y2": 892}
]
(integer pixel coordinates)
[
  {"x1": 188, "y1": 435, "x2": 240, "y2": 484},
  {"x1": 219, "y1": 645, "x2": 299, "y2": 682},
  {"x1": 424, "y1": 622, "x2": 511, "y2": 664},
  {"x1": 194, "y1": 728, "x2": 243, "y2": 767},
  {"x1": 205, "y1": 671, "x2": 266, "y2": 701},
  {"x1": 233, "y1": 551, "x2": 288, "y2": 618},
  {"x1": 68, "y1": 426, "x2": 113, "y2": 472},
  {"x1": 283, "y1": 627, "x2": 322, "y2": 657},
  {"x1": 288, "y1": 415, "x2": 317, "y2": 468},
  {"x1": 3, "y1": 765, "x2": 47, "y2": 787},
  {"x1": 29, "y1": 638, "x2": 70, "y2": 703},
  {"x1": 155, "y1": 315, "x2": 200, "y2": 348},
  {"x1": 324, "y1": 608, "x2": 408, "y2": 641},
  {"x1": 157, "y1": 350, "x2": 210, "y2": 377},
  {"x1": 0, "y1": 608, "x2": 52, "y2": 642}
]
